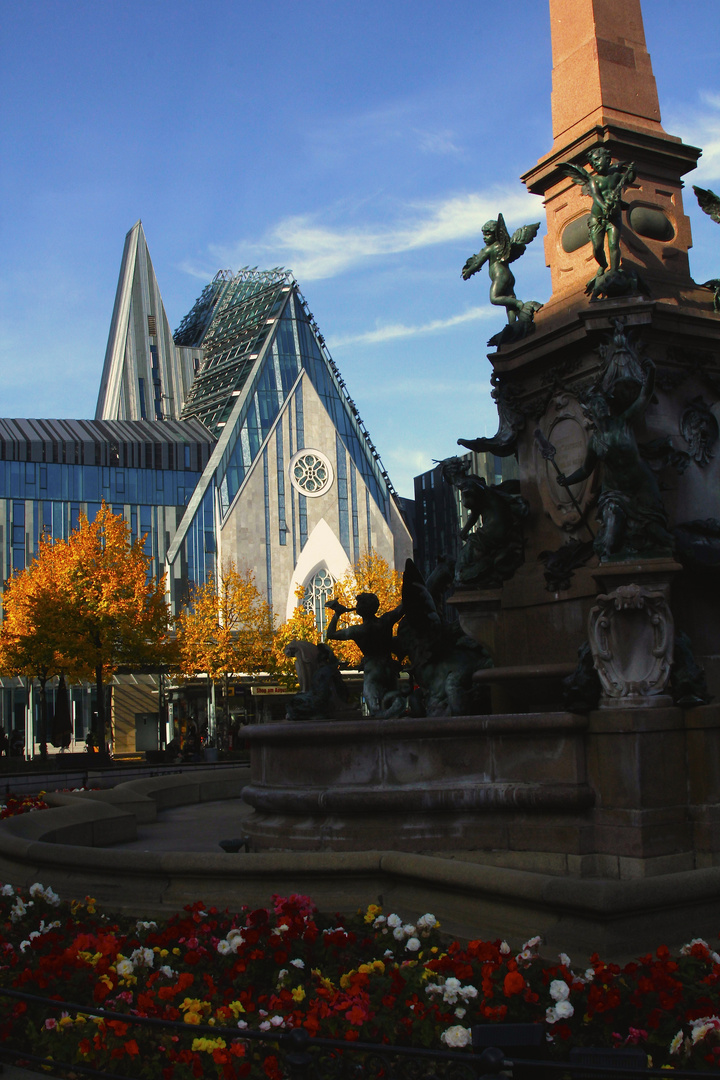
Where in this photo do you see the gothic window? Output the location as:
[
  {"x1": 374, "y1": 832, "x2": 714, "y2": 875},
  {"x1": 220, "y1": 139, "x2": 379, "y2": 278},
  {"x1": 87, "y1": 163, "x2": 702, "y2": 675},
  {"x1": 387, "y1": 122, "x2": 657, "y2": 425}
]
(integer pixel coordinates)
[{"x1": 303, "y1": 567, "x2": 335, "y2": 633}]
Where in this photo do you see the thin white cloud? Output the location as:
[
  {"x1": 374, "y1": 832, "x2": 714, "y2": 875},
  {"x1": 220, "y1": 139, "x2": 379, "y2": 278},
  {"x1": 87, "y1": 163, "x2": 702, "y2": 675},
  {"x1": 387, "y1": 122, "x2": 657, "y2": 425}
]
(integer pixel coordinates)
[
  {"x1": 667, "y1": 93, "x2": 720, "y2": 183},
  {"x1": 209, "y1": 187, "x2": 543, "y2": 282},
  {"x1": 415, "y1": 129, "x2": 462, "y2": 156},
  {"x1": 328, "y1": 305, "x2": 495, "y2": 348}
]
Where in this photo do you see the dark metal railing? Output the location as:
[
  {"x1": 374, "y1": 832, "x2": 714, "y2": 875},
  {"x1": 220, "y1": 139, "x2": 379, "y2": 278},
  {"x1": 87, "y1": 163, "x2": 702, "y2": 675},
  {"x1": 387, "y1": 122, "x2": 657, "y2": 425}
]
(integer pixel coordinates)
[{"x1": 0, "y1": 987, "x2": 711, "y2": 1080}]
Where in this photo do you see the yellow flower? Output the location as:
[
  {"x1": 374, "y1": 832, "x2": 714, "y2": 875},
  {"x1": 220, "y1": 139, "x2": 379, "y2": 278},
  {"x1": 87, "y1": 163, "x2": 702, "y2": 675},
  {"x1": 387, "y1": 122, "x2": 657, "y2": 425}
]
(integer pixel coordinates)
[
  {"x1": 160, "y1": 949, "x2": 169, "y2": 958},
  {"x1": 227, "y1": 1001, "x2": 245, "y2": 1017},
  {"x1": 364, "y1": 904, "x2": 382, "y2": 923},
  {"x1": 358, "y1": 964, "x2": 371, "y2": 974},
  {"x1": 191, "y1": 1037, "x2": 227, "y2": 1053},
  {"x1": 184, "y1": 1012, "x2": 202, "y2": 1025},
  {"x1": 172, "y1": 947, "x2": 181, "y2": 956},
  {"x1": 372, "y1": 960, "x2": 385, "y2": 973},
  {"x1": 58, "y1": 1016, "x2": 74, "y2": 1029},
  {"x1": 291, "y1": 987, "x2": 306, "y2": 1002}
]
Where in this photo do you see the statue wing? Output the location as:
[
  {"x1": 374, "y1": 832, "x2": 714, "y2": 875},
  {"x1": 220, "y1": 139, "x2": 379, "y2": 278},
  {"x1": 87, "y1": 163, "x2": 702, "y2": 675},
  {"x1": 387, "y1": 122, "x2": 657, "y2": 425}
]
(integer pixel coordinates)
[
  {"x1": 694, "y1": 186, "x2": 720, "y2": 224},
  {"x1": 557, "y1": 161, "x2": 592, "y2": 197},
  {"x1": 494, "y1": 213, "x2": 513, "y2": 262},
  {"x1": 508, "y1": 221, "x2": 541, "y2": 264}
]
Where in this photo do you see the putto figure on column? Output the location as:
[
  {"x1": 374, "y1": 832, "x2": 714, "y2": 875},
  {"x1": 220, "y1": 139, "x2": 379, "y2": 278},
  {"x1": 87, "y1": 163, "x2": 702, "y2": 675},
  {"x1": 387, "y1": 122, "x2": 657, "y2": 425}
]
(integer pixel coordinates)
[
  {"x1": 559, "y1": 147, "x2": 641, "y2": 300},
  {"x1": 462, "y1": 214, "x2": 543, "y2": 348}
]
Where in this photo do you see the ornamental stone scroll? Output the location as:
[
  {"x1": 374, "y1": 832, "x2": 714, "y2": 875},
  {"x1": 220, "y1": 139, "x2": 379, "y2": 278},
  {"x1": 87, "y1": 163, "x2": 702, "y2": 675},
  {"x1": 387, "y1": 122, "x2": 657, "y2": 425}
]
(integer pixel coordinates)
[
  {"x1": 588, "y1": 583, "x2": 674, "y2": 708},
  {"x1": 534, "y1": 393, "x2": 595, "y2": 532}
]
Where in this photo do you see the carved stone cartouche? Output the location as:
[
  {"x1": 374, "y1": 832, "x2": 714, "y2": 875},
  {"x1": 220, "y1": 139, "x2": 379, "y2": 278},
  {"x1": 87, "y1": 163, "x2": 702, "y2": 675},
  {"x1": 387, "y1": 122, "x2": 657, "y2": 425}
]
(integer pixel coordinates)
[{"x1": 588, "y1": 583, "x2": 674, "y2": 707}]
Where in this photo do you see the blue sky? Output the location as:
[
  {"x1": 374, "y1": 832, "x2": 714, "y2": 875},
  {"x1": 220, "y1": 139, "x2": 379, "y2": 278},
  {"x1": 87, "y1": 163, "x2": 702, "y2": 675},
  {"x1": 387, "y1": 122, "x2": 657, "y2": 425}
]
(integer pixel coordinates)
[{"x1": 1, "y1": 1, "x2": 719, "y2": 497}]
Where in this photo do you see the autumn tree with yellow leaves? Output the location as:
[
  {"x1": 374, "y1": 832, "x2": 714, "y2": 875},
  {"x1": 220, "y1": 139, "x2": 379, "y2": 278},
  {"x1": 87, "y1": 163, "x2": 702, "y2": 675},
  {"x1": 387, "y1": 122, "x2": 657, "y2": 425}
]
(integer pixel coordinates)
[
  {"x1": 0, "y1": 536, "x2": 84, "y2": 757},
  {"x1": 270, "y1": 584, "x2": 321, "y2": 685},
  {"x1": 271, "y1": 551, "x2": 404, "y2": 676},
  {"x1": 63, "y1": 504, "x2": 175, "y2": 742},
  {"x1": 176, "y1": 563, "x2": 275, "y2": 735},
  {"x1": 0, "y1": 503, "x2": 173, "y2": 752}
]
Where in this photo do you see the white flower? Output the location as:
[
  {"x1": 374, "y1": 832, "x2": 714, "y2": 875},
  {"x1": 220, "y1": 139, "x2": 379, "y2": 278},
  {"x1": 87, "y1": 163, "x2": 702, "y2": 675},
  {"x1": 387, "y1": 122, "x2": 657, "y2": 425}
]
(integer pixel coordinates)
[
  {"x1": 516, "y1": 948, "x2": 532, "y2": 962},
  {"x1": 669, "y1": 1031, "x2": 684, "y2": 1055},
  {"x1": 417, "y1": 913, "x2": 437, "y2": 929},
  {"x1": 136, "y1": 920, "x2": 157, "y2": 933},
  {"x1": 441, "y1": 1025, "x2": 472, "y2": 1048},
  {"x1": 237, "y1": 1020, "x2": 248, "y2": 1029},
  {"x1": 546, "y1": 1007, "x2": 558, "y2": 1024},
  {"x1": 1, "y1": 884, "x2": 14, "y2": 897},
  {"x1": 584, "y1": 968, "x2": 595, "y2": 981},
  {"x1": 227, "y1": 929, "x2": 244, "y2": 952},
  {"x1": 29, "y1": 883, "x2": 45, "y2": 898},
  {"x1": 443, "y1": 977, "x2": 461, "y2": 1003},
  {"x1": 549, "y1": 979, "x2": 570, "y2": 1002},
  {"x1": 405, "y1": 937, "x2": 421, "y2": 952},
  {"x1": 290, "y1": 958, "x2": 304, "y2": 969},
  {"x1": 386, "y1": 914, "x2": 402, "y2": 929},
  {"x1": 393, "y1": 927, "x2": 405, "y2": 941},
  {"x1": 373, "y1": 916, "x2": 387, "y2": 927},
  {"x1": 461, "y1": 984, "x2": 478, "y2": 1000},
  {"x1": 130, "y1": 947, "x2": 154, "y2": 968},
  {"x1": 277, "y1": 969, "x2": 288, "y2": 981},
  {"x1": 524, "y1": 935, "x2": 541, "y2": 949},
  {"x1": 19, "y1": 940, "x2": 31, "y2": 953},
  {"x1": 278, "y1": 923, "x2": 289, "y2": 932},
  {"x1": 691, "y1": 1018, "x2": 720, "y2": 1044},
  {"x1": 10, "y1": 899, "x2": 27, "y2": 923},
  {"x1": 559, "y1": 953, "x2": 571, "y2": 967},
  {"x1": 499, "y1": 941, "x2": 510, "y2": 954},
  {"x1": 403, "y1": 924, "x2": 416, "y2": 936},
  {"x1": 383, "y1": 949, "x2": 394, "y2": 958},
  {"x1": 555, "y1": 1000, "x2": 574, "y2": 1020},
  {"x1": 259, "y1": 1021, "x2": 271, "y2": 1031},
  {"x1": 116, "y1": 958, "x2": 134, "y2": 977},
  {"x1": 455, "y1": 1007, "x2": 466, "y2": 1018},
  {"x1": 217, "y1": 940, "x2": 232, "y2": 955},
  {"x1": 270, "y1": 1015, "x2": 284, "y2": 1027},
  {"x1": 160, "y1": 966, "x2": 175, "y2": 978},
  {"x1": 44, "y1": 887, "x2": 60, "y2": 907}
]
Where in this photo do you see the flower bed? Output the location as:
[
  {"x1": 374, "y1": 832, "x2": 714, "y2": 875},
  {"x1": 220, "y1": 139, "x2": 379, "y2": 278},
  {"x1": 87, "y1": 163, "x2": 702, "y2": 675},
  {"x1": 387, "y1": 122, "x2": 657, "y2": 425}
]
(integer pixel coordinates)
[
  {"x1": 0, "y1": 792, "x2": 49, "y2": 818},
  {"x1": 2, "y1": 883, "x2": 720, "y2": 1077}
]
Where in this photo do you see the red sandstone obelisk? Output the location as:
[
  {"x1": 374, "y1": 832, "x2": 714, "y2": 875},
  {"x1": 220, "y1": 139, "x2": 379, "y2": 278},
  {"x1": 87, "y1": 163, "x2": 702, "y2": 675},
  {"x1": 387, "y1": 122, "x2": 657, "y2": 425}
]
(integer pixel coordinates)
[{"x1": 522, "y1": 0, "x2": 701, "y2": 310}]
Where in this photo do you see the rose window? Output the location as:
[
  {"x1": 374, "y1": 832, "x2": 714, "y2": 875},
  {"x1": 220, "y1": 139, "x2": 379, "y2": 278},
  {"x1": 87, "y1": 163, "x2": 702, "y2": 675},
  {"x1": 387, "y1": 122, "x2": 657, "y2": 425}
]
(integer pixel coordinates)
[{"x1": 289, "y1": 450, "x2": 334, "y2": 497}]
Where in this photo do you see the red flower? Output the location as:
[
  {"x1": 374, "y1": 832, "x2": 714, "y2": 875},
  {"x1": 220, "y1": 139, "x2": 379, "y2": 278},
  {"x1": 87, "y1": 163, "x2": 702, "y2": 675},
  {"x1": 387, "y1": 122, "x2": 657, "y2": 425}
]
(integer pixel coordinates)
[{"x1": 504, "y1": 971, "x2": 526, "y2": 997}]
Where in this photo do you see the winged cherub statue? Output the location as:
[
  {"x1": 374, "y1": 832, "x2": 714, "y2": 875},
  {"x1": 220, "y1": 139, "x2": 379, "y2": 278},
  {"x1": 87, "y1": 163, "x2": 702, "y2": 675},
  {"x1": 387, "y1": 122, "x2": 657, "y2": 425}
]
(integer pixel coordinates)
[
  {"x1": 558, "y1": 147, "x2": 637, "y2": 299},
  {"x1": 462, "y1": 214, "x2": 543, "y2": 347},
  {"x1": 693, "y1": 185, "x2": 720, "y2": 313}
]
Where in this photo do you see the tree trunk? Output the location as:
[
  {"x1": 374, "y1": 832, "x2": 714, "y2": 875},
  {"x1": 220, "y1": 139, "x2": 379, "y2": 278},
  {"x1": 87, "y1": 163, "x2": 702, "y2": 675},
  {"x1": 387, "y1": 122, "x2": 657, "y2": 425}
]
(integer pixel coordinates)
[
  {"x1": 37, "y1": 675, "x2": 48, "y2": 760},
  {"x1": 96, "y1": 659, "x2": 104, "y2": 746}
]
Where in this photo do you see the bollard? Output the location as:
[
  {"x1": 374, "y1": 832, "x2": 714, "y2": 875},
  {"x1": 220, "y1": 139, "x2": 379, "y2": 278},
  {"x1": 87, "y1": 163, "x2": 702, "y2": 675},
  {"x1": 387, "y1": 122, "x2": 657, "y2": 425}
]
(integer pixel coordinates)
[{"x1": 283, "y1": 1027, "x2": 313, "y2": 1079}]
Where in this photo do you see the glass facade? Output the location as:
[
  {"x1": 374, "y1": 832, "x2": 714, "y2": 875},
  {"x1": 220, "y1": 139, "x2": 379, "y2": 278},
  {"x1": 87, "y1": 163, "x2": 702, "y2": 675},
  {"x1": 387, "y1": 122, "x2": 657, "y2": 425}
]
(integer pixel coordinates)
[{"x1": 215, "y1": 293, "x2": 390, "y2": 525}]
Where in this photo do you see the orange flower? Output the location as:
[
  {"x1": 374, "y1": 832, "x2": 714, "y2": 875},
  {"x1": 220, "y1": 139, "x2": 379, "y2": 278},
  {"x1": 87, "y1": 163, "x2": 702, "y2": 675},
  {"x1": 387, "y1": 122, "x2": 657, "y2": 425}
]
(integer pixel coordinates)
[{"x1": 125, "y1": 1040, "x2": 140, "y2": 1057}]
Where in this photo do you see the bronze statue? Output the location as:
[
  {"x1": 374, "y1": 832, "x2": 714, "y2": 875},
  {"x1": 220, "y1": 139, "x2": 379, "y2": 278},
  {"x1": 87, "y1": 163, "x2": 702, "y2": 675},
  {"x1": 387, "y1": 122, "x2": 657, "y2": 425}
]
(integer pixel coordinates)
[
  {"x1": 440, "y1": 456, "x2": 529, "y2": 587},
  {"x1": 284, "y1": 641, "x2": 351, "y2": 721},
  {"x1": 326, "y1": 593, "x2": 403, "y2": 715},
  {"x1": 559, "y1": 148, "x2": 637, "y2": 299},
  {"x1": 693, "y1": 185, "x2": 720, "y2": 312},
  {"x1": 557, "y1": 360, "x2": 674, "y2": 561},
  {"x1": 462, "y1": 214, "x2": 542, "y2": 347},
  {"x1": 394, "y1": 559, "x2": 492, "y2": 716}
]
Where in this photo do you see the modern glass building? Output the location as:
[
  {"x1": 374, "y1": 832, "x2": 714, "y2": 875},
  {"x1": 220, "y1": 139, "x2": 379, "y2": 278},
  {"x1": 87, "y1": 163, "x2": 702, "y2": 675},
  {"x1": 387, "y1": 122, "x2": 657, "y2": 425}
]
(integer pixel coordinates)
[{"x1": 0, "y1": 221, "x2": 413, "y2": 755}]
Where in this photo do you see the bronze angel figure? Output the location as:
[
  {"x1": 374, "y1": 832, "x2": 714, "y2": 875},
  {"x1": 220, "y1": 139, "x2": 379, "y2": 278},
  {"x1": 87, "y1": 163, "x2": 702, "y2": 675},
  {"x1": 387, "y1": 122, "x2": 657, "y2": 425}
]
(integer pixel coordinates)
[
  {"x1": 693, "y1": 185, "x2": 720, "y2": 312},
  {"x1": 462, "y1": 214, "x2": 543, "y2": 347},
  {"x1": 558, "y1": 148, "x2": 637, "y2": 298}
]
